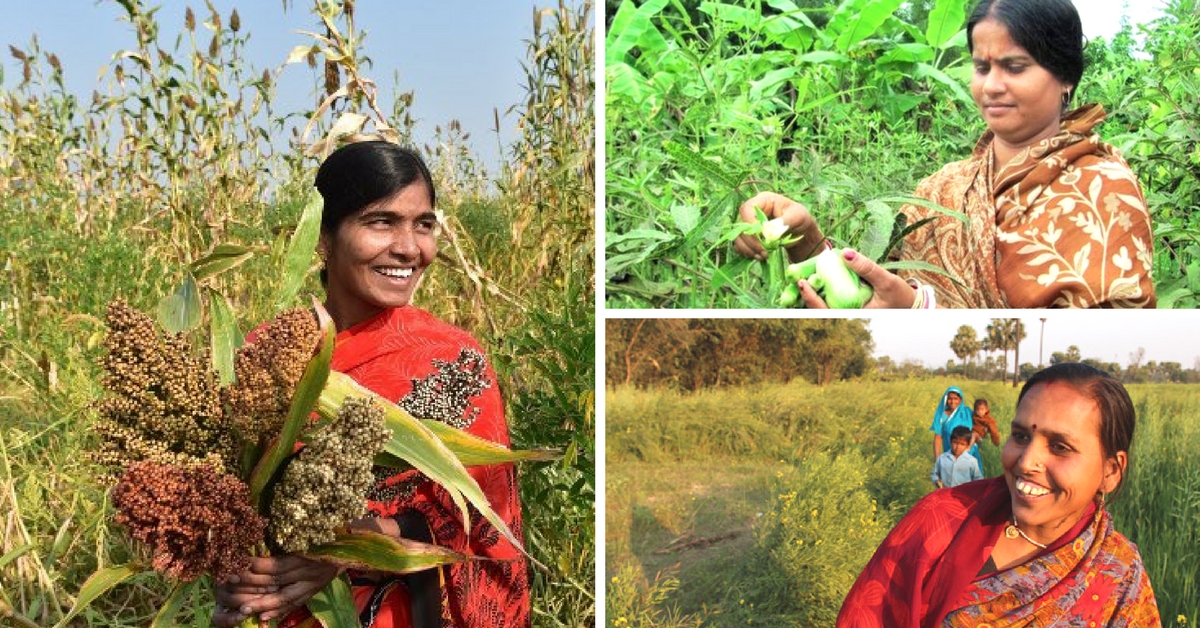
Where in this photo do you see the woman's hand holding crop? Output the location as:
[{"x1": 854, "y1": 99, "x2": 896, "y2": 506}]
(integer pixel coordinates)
[
  {"x1": 213, "y1": 554, "x2": 340, "y2": 626},
  {"x1": 797, "y1": 249, "x2": 919, "y2": 309},
  {"x1": 735, "y1": 192, "x2": 826, "y2": 262}
]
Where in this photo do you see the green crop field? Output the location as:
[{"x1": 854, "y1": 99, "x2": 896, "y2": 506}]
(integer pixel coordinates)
[
  {"x1": 605, "y1": 0, "x2": 1200, "y2": 308},
  {"x1": 606, "y1": 379, "x2": 1200, "y2": 627},
  {"x1": 0, "y1": 1, "x2": 594, "y2": 626}
]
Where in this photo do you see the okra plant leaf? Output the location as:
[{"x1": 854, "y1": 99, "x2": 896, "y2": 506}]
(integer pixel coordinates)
[{"x1": 858, "y1": 199, "x2": 895, "y2": 262}]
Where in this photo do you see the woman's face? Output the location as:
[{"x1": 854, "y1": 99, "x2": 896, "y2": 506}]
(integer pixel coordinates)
[
  {"x1": 319, "y1": 181, "x2": 438, "y2": 329},
  {"x1": 970, "y1": 18, "x2": 1069, "y2": 154},
  {"x1": 1002, "y1": 382, "x2": 1125, "y2": 543},
  {"x1": 945, "y1": 392, "x2": 962, "y2": 412}
]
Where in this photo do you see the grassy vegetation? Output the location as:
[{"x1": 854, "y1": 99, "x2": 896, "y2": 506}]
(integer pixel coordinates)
[
  {"x1": 0, "y1": 1, "x2": 594, "y2": 626},
  {"x1": 606, "y1": 379, "x2": 1199, "y2": 627},
  {"x1": 605, "y1": 0, "x2": 1200, "y2": 308}
]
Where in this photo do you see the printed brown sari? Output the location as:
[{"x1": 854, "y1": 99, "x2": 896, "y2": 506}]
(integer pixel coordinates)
[{"x1": 898, "y1": 104, "x2": 1155, "y2": 308}]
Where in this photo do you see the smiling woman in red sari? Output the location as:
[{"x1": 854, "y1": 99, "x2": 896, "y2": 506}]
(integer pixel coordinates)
[
  {"x1": 734, "y1": 0, "x2": 1154, "y2": 308},
  {"x1": 836, "y1": 363, "x2": 1161, "y2": 627},
  {"x1": 212, "y1": 141, "x2": 530, "y2": 628}
]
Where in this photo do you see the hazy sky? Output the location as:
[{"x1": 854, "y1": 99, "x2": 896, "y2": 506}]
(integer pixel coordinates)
[
  {"x1": 1073, "y1": 0, "x2": 1167, "y2": 40},
  {"x1": 0, "y1": 1, "x2": 559, "y2": 176},
  {"x1": 868, "y1": 311, "x2": 1200, "y2": 369}
]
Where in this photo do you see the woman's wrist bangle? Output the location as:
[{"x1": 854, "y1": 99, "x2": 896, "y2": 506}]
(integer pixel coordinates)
[{"x1": 907, "y1": 279, "x2": 936, "y2": 309}]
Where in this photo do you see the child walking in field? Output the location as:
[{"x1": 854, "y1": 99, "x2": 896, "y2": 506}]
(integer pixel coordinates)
[{"x1": 931, "y1": 426, "x2": 982, "y2": 489}]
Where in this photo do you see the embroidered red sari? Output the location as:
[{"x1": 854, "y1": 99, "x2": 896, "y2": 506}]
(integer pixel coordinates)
[
  {"x1": 836, "y1": 477, "x2": 1160, "y2": 628},
  {"x1": 899, "y1": 104, "x2": 1155, "y2": 308},
  {"x1": 285, "y1": 306, "x2": 530, "y2": 628}
]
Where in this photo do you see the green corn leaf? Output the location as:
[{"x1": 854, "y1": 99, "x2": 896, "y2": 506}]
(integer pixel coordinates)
[
  {"x1": 858, "y1": 199, "x2": 896, "y2": 262},
  {"x1": 190, "y1": 243, "x2": 257, "y2": 281},
  {"x1": 149, "y1": 579, "x2": 200, "y2": 628},
  {"x1": 274, "y1": 190, "x2": 323, "y2": 310},
  {"x1": 305, "y1": 574, "x2": 358, "y2": 628},
  {"x1": 52, "y1": 564, "x2": 143, "y2": 628},
  {"x1": 208, "y1": 289, "x2": 241, "y2": 385},
  {"x1": 248, "y1": 301, "x2": 335, "y2": 510},
  {"x1": 156, "y1": 273, "x2": 202, "y2": 333},
  {"x1": 304, "y1": 529, "x2": 470, "y2": 574}
]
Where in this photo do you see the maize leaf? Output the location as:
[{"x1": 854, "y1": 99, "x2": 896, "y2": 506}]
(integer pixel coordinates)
[
  {"x1": 150, "y1": 579, "x2": 200, "y2": 628},
  {"x1": 274, "y1": 190, "x2": 323, "y2": 309},
  {"x1": 420, "y1": 419, "x2": 559, "y2": 466},
  {"x1": 208, "y1": 289, "x2": 241, "y2": 386},
  {"x1": 304, "y1": 529, "x2": 470, "y2": 574},
  {"x1": 191, "y1": 243, "x2": 257, "y2": 281}
]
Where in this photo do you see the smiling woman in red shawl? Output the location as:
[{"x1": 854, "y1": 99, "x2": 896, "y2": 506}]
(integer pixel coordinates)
[
  {"x1": 212, "y1": 141, "x2": 529, "y2": 628},
  {"x1": 733, "y1": 0, "x2": 1154, "y2": 308},
  {"x1": 836, "y1": 363, "x2": 1161, "y2": 627}
]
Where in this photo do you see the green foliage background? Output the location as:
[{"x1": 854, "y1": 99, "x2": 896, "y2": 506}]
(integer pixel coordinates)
[
  {"x1": 0, "y1": 1, "x2": 594, "y2": 626},
  {"x1": 605, "y1": 0, "x2": 1200, "y2": 308}
]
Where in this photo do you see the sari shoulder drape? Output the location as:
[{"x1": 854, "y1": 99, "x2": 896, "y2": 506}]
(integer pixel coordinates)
[
  {"x1": 898, "y1": 104, "x2": 1154, "y2": 308},
  {"x1": 310, "y1": 306, "x2": 530, "y2": 628}
]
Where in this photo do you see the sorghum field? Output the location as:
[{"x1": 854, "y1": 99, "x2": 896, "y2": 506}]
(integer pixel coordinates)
[
  {"x1": 0, "y1": 1, "x2": 594, "y2": 626},
  {"x1": 606, "y1": 379, "x2": 1200, "y2": 627}
]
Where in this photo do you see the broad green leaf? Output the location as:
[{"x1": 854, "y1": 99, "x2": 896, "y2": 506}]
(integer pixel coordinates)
[
  {"x1": 318, "y1": 371, "x2": 531, "y2": 562},
  {"x1": 274, "y1": 190, "x2": 324, "y2": 309},
  {"x1": 877, "y1": 42, "x2": 935, "y2": 65},
  {"x1": 156, "y1": 273, "x2": 202, "y2": 333},
  {"x1": 670, "y1": 204, "x2": 701, "y2": 235},
  {"x1": 305, "y1": 574, "x2": 358, "y2": 628},
  {"x1": 926, "y1": 0, "x2": 968, "y2": 49},
  {"x1": 248, "y1": 303, "x2": 335, "y2": 509},
  {"x1": 606, "y1": 0, "x2": 670, "y2": 64},
  {"x1": 858, "y1": 199, "x2": 895, "y2": 262},
  {"x1": 606, "y1": 62, "x2": 649, "y2": 103},
  {"x1": 150, "y1": 579, "x2": 200, "y2": 628},
  {"x1": 748, "y1": 67, "x2": 800, "y2": 101},
  {"x1": 915, "y1": 62, "x2": 973, "y2": 104},
  {"x1": 304, "y1": 529, "x2": 470, "y2": 574},
  {"x1": 208, "y1": 290, "x2": 241, "y2": 386},
  {"x1": 830, "y1": 0, "x2": 905, "y2": 52},
  {"x1": 191, "y1": 243, "x2": 257, "y2": 281},
  {"x1": 796, "y1": 50, "x2": 849, "y2": 65},
  {"x1": 52, "y1": 564, "x2": 143, "y2": 628}
]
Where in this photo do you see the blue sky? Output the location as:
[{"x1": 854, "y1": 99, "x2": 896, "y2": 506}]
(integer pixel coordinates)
[{"x1": 0, "y1": 1, "x2": 561, "y2": 176}]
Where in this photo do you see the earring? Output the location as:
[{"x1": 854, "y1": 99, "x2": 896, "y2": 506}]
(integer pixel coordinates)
[{"x1": 1095, "y1": 491, "x2": 1106, "y2": 522}]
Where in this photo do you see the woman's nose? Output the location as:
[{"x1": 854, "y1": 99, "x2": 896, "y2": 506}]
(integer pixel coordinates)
[
  {"x1": 389, "y1": 228, "x2": 419, "y2": 257},
  {"x1": 983, "y1": 68, "x2": 1005, "y2": 95},
  {"x1": 1015, "y1": 441, "x2": 1044, "y2": 472}
]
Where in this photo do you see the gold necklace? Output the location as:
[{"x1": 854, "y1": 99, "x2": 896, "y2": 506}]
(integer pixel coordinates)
[{"x1": 1004, "y1": 517, "x2": 1047, "y2": 550}]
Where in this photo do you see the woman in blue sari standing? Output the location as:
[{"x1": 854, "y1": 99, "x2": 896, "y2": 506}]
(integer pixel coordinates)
[{"x1": 931, "y1": 386, "x2": 981, "y2": 473}]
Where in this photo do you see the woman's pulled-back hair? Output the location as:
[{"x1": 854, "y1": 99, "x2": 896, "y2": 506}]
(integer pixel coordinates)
[
  {"x1": 967, "y1": 0, "x2": 1085, "y2": 103},
  {"x1": 1017, "y1": 362, "x2": 1135, "y2": 496},
  {"x1": 315, "y1": 140, "x2": 436, "y2": 235}
]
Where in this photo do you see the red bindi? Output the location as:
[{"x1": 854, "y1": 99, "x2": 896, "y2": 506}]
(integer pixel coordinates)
[{"x1": 1031, "y1": 423, "x2": 1038, "y2": 430}]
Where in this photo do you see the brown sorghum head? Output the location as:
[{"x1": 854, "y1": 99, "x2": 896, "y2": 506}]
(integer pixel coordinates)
[{"x1": 223, "y1": 307, "x2": 320, "y2": 441}]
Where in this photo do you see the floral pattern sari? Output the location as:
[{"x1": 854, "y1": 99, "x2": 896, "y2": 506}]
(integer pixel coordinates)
[{"x1": 898, "y1": 104, "x2": 1154, "y2": 308}]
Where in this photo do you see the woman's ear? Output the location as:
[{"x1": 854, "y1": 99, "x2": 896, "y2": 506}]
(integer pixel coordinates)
[
  {"x1": 1100, "y1": 450, "x2": 1128, "y2": 494},
  {"x1": 317, "y1": 233, "x2": 329, "y2": 262}
]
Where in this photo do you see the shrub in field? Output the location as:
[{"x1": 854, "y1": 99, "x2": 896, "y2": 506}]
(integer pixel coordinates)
[
  {"x1": 606, "y1": 562, "x2": 705, "y2": 628},
  {"x1": 746, "y1": 449, "x2": 889, "y2": 624}
]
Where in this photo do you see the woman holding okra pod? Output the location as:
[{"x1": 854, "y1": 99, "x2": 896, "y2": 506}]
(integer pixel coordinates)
[
  {"x1": 735, "y1": 0, "x2": 1155, "y2": 308},
  {"x1": 213, "y1": 141, "x2": 529, "y2": 627}
]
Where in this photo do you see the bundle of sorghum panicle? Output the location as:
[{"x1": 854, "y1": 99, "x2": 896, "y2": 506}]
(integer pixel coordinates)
[
  {"x1": 111, "y1": 461, "x2": 265, "y2": 581},
  {"x1": 268, "y1": 396, "x2": 391, "y2": 552},
  {"x1": 223, "y1": 307, "x2": 321, "y2": 441},
  {"x1": 95, "y1": 300, "x2": 237, "y2": 475}
]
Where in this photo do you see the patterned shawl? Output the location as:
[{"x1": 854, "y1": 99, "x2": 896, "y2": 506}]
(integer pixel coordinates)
[
  {"x1": 284, "y1": 306, "x2": 530, "y2": 628},
  {"x1": 898, "y1": 104, "x2": 1155, "y2": 308},
  {"x1": 836, "y1": 477, "x2": 1161, "y2": 628}
]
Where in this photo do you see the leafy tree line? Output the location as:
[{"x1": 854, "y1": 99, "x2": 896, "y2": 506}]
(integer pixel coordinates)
[
  {"x1": 605, "y1": 318, "x2": 873, "y2": 389},
  {"x1": 939, "y1": 319, "x2": 1200, "y2": 385}
]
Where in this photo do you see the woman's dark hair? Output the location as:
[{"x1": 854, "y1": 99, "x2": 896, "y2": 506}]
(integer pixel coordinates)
[
  {"x1": 1017, "y1": 363, "x2": 1135, "y2": 496},
  {"x1": 314, "y1": 140, "x2": 435, "y2": 235},
  {"x1": 967, "y1": 0, "x2": 1085, "y2": 103}
]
